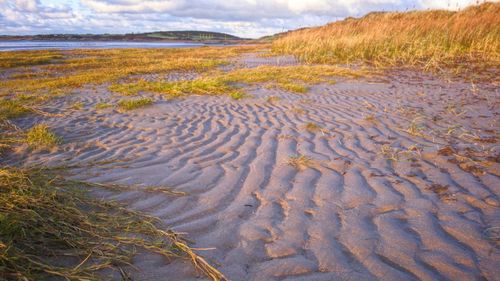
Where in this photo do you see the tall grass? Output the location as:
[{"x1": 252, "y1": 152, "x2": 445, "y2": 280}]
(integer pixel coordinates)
[{"x1": 272, "y1": 2, "x2": 500, "y2": 69}]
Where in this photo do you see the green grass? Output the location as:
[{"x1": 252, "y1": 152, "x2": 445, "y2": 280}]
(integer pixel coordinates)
[
  {"x1": 0, "y1": 100, "x2": 31, "y2": 120},
  {"x1": 95, "y1": 102, "x2": 112, "y2": 110},
  {"x1": 229, "y1": 91, "x2": 248, "y2": 100},
  {"x1": 0, "y1": 166, "x2": 225, "y2": 280},
  {"x1": 110, "y1": 78, "x2": 231, "y2": 97},
  {"x1": 118, "y1": 98, "x2": 153, "y2": 111},
  {"x1": 26, "y1": 124, "x2": 61, "y2": 149},
  {"x1": 109, "y1": 65, "x2": 367, "y2": 98}
]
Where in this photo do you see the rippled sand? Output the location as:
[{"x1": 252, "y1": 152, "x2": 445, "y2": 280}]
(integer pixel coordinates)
[{"x1": 5, "y1": 54, "x2": 499, "y2": 281}]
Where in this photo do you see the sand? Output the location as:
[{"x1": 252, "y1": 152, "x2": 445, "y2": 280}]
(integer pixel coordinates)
[{"x1": 3, "y1": 54, "x2": 499, "y2": 281}]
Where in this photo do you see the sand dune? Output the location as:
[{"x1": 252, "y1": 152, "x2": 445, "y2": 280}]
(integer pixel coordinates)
[{"x1": 5, "y1": 54, "x2": 499, "y2": 281}]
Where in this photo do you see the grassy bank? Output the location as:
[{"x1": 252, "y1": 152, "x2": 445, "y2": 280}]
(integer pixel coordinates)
[{"x1": 272, "y1": 2, "x2": 500, "y2": 70}]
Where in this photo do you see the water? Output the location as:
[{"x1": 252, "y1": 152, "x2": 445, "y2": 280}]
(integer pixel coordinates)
[{"x1": 0, "y1": 41, "x2": 213, "y2": 51}]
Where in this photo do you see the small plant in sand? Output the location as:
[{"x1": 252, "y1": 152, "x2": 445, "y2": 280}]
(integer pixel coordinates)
[
  {"x1": 402, "y1": 117, "x2": 425, "y2": 137},
  {"x1": 118, "y1": 97, "x2": 153, "y2": 111},
  {"x1": 380, "y1": 145, "x2": 400, "y2": 162},
  {"x1": 26, "y1": 124, "x2": 61, "y2": 149},
  {"x1": 288, "y1": 154, "x2": 314, "y2": 170},
  {"x1": 266, "y1": 96, "x2": 281, "y2": 103},
  {"x1": 70, "y1": 101, "x2": 84, "y2": 110},
  {"x1": 305, "y1": 122, "x2": 324, "y2": 133},
  {"x1": 291, "y1": 107, "x2": 305, "y2": 115},
  {"x1": 277, "y1": 82, "x2": 308, "y2": 93},
  {"x1": 229, "y1": 91, "x2": 248, "y2": 100},
  {"x1": 95, "y1": 102, "x2": 112, "y2": 110},
  {"x1": 364, "y1": 114, "x2": 377, "y2": 123}
]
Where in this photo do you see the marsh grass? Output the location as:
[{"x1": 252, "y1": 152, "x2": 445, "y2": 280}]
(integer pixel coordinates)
[
  {"x1": 110, "y1": 64, "x2": 367, "y2": 98},
  {"x1": 0, "y1": 166, "x2": 226, "y2": 281},
  {"x1": 272, "y1": 2, "x2": 500, "y2": 71},
  {"x1": 118, "y1": 98, "x2": 153, "y2": 111},
  {"x1": 26, "y1": 124, "x2": 61, "y2": 149}
]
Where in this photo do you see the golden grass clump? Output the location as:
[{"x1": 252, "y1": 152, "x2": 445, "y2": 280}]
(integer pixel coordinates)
[
  {"x1": 305, "y1": 122, "x2": 323, "y2": 132},
  {"x1": 0, "y1": 166, "x2": 226, "y2": 280},
  {"x1": 272, "y1": 2, "x2": 500, "y2": 69},
  {"x1": 26, "y1": 124, "x2": 61, "y2": 149},
  {"x1": 118, "y1": 97, "x2": 153, "y2": 111}
]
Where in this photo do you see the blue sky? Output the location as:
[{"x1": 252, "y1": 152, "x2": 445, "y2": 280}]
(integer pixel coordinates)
[{"x1": 0, "y1": 0, "x2": 489, "y2": 38}]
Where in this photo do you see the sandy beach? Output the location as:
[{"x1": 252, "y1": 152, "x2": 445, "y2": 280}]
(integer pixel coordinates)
[{"x1": 3, "y1": 52, "x2": 498, "y2": 280}]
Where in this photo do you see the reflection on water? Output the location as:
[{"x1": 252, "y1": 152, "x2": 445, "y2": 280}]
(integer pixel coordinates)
[{"x1": 0, "y1": 41, "x2": 213, "y2": 51}]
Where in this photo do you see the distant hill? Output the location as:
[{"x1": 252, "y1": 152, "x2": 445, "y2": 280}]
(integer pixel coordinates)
[{"x1": 0, "y1": 31, "x2": 245, "y2": 42}]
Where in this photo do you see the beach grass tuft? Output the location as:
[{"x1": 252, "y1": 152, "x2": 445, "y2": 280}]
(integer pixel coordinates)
[
  {"x1": 26, "y1": 124, "x2": 61, "y2": 149},
  {"x1": 118, "y1": 97, "x2": 153, "y2": 111}
]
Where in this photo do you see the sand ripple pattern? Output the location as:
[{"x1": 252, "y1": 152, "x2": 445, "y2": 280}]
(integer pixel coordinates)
[{"x1": 5, "y1": 59, "x2": 500, "y2": 281}]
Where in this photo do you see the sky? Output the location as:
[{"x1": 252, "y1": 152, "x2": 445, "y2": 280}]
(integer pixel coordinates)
[{"x1": 0, "y1": 0, "x2": 492, "y2": 38}]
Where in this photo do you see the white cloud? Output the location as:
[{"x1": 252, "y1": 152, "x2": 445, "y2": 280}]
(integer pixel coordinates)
[{"x1": 0, "y1": 0, "x2": 496, "y2": 38}]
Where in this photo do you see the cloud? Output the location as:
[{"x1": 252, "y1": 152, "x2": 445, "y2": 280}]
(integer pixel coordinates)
[{"x1": 0, "y1": 0, "x2": 492, "y2": 38}]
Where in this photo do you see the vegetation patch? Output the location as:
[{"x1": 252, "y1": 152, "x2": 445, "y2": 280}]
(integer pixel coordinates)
[
  {"x1": 26, "y1": 124, "x2": 61, "y2": 149},
  {"x1": 305, "y1": 122, "x2": 323, "y2": 133},
  {"x1": 109, "y1": 64, "x2": 367, "y2": 98},
  {"x1": 229, "y1": 91, "x2": 249, "y2": 100},
  {"x1": 118, "y1": 98, "x2": 153, "y2": 111},
  {"x1": 272, "y1": 2, "x2": 500, "y2": 72},
  {"x1": 0, "y1": 166, "x2": 225, "y2": 281},
  {"x1": 95, "y1": 102, "x2": 113, "y2": 110},
  {"x1": 288, "y1": 154, "x2": 315, "y2": 170},
  {"x1": 0, "y1": 99, "x2": 31, "y2": 120}
]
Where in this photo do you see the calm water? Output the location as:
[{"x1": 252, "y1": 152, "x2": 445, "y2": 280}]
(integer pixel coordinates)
[{"x1": 0, "y1": 41, "x2": 211, "y2": 51}]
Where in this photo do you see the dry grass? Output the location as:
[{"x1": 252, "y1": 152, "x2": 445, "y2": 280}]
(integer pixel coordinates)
[
  {"x1": 0, "y1": 166, "x2": 226, "y2": 280},
  {"x1": 305, "y1": 122, "x2": 324, "y2": 133},
  {"x1": 272, "y1": 2, "x2": 500, "y2": 70},
  {"x1": 287, "y1": 154, "x2": 314, "y2": 170}
]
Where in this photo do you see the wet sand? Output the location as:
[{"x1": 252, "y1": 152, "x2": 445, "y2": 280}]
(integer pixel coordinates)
[{"x1": 4, "y1": 54, "x2": 499, "y2": 280}]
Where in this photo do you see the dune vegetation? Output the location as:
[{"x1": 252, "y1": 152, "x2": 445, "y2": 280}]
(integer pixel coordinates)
[{"x1": 272, "y1": 2, "x2": 500, "y2": 71}]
